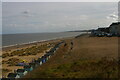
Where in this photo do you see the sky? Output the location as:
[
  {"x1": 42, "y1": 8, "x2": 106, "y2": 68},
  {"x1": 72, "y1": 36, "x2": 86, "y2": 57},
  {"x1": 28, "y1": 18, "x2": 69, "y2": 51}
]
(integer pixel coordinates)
[
  {"x1": 2, "y1": 0, "x2": 120, "y2": 2},
  {"x1": 2, "y1": 2, "x2": 118, "y2": 34},
  {"x1": 0, "y1": 2, "x2": 1, "y2": 34}
]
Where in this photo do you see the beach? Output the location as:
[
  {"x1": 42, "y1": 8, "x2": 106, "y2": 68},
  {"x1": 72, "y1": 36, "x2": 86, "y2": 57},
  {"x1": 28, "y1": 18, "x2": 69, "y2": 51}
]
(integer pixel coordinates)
[
  {"x1": 2, "y1": 1, "x2": 119, "y2": 79},
  {"x1": 23, "y1": 34, "x2": 118, "y2": 78},
  {"x1": 1, "y1": 38, "x2": 69, "y2": 78},
  {"x1": 1, "y1": 33, "x2": 119, "y2": 78}
]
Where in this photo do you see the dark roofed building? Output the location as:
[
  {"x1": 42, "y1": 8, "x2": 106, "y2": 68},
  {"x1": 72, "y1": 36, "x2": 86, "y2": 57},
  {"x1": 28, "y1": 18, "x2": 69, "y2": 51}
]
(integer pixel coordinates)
[
  {"x1": 29, "y1": 62, "x2": 38, "y2": 68},
  {"x1": 36, "y1": 58, "x2": 43, "y2": 65},
  {"x1": 24, "y1": 65, "x2": 33, "y2": 71},
  {"x1": 7, "y1": 73, "x2": 20, "y2": 78},
  {"x1": 16, "y1": 69, "x2": 27, "y2": 77},
  {"x1": 97, "y1": 27, "x2": 110, "y2": 33},
  {"x1": 110, "y1": 22, "x2": 120, "y2": 26},
  {"x1": 109, "y1": 22, "x2": 120, "y2": 35}
]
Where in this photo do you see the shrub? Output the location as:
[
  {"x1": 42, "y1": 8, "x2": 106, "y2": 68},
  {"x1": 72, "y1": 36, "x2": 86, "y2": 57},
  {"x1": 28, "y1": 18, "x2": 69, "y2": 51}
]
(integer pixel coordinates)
[
  {"x1": 7, "y1": 58, "x2": 21, "y2": 66},
  {"x1": 2, "y1": 53, "x2": 10, "y2": 58}
]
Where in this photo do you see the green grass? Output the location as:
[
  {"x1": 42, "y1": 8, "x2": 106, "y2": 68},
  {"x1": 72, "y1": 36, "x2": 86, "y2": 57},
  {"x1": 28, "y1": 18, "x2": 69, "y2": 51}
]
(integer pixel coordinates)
[
  {"x1": 21, "y1": 37, "x2": 119, "y2": 79},
  {"x1": 28, "y1": 57, "x2": 118, "y2": 78}
]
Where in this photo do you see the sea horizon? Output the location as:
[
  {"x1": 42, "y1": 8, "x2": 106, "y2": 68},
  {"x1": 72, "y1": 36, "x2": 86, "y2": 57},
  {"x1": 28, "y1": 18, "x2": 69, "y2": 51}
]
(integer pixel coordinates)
[{"x1": 2, "y1": 32, "x2": 84, "y2": 47}]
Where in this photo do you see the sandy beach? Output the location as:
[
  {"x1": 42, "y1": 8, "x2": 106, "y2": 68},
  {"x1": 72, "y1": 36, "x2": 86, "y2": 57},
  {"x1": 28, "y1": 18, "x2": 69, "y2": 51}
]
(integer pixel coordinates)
[
  {"x1": 1, "y1": 38, "x2": 68, "y2": 78},
  {"x1": 1, "y1": 33, "x2": 119, "y2": 78}
]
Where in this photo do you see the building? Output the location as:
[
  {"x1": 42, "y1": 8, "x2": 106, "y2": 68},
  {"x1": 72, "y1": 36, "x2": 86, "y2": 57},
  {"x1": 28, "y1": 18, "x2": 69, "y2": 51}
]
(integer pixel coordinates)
[
  {"x1": 91, "y1": 22, "x2": 120, "y2": 36},
  {"x1": 24, "y1": 65, "x2": 33, "y2": 71},
  {"x1": 91, "y1": 27, "x2": 109, "y2": 36},
  {"x1": 16, "y1": 69, "x2": 28, "y2": 77},
  {"x1": 37, "y1": 58, "x2": 43, "y2": 65},
  {"x1": 29, "y1": 62, "x2": 38, "y2": 68},
  {"x1": 109, "y1": 22, "x2": 120, "y2": 35},
  {"x1": 97, "y1": 27, "x2": 109, "y2": 33},
  {"x1": 7, "y1": 73, "x2": 20, "y2": 78},
  {"x1": 41, "y1": 56, "x2": 46, "y2": 63}
]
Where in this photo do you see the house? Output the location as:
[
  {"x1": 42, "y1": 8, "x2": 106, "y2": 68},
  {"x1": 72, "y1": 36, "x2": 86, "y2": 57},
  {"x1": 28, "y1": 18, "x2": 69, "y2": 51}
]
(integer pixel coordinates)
[
  {"x1": 16, "y1": 69, "x2": 28, "y2": 77},
  {"x1": 7, "y1": 73, "x2": 20, "y2": 78},
  {"x1": 97, "y1": 27, "x2": 109, "y2": 33},
  {"x1": 91, "y1": 27, "x2": 110, "y2": 36},
  {"x1": 109, "y1": 22, "x2": 120, "y2": 36},
  {"x1": 24, "y1": 65, "x2": 33, "y2": 71},
  {"x1": 91, "y1": 29, "x2": 98, "y2": 36}
]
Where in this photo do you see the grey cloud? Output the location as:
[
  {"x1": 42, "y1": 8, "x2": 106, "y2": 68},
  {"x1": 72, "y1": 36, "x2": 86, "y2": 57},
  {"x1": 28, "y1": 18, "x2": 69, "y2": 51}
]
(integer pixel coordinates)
[
  {"x1": 2, "y1": 2, "x2": 118, "y2": 34},
  {"x1": 107, "y1": 12, "x2": 118, "y2": 21}
]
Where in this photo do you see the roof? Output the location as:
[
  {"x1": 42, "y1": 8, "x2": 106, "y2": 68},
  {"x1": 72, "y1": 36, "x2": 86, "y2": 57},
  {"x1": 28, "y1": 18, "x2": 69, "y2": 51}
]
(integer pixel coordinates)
[
  {"x1": 29, "y1": 63, "x2": 36, "y2": 66},
  {"x1": 98, "y1": 27, "x2": 108, "y2": 30},
  {"x1": 17, "y1": 69, "x2": 26, "y2": 73},
  {"x1": 17, "y1": 63, "x2": 26, "y2": 66},
  {"x1": 24, "y1": 65, "x2": 31, "y2": 68},
  {"x1": 110, "y1": 22, "x2": 120, "y2": 26},
  {"x1": 37, "y1": 58, "x2": 42, "y2": 61},
  {"x1": 7, "y1": 73, "x2": 18, "y2": 77},
  {"x1": 41, "y1": 56, "x2": 47, "y2": 58}
]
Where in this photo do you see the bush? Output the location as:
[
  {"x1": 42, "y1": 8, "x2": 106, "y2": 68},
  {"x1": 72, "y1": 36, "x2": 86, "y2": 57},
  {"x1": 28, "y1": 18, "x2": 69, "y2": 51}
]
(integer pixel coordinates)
[
  {"x1": 2, "y1": 68, "x2": 11, "y2": 73},
  {"x1": 2, "y1": 53, "x2": 10, "y2": 58},
  {"x1": 7, "y1": 58, "x2": 21, "y2": 66}
]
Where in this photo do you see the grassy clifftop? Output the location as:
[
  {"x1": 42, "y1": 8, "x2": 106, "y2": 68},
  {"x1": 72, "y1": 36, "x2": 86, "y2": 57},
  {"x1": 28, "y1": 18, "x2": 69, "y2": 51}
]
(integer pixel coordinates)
[{"x1": 24, "y1": 35, "x2": 118, "y2": 78}]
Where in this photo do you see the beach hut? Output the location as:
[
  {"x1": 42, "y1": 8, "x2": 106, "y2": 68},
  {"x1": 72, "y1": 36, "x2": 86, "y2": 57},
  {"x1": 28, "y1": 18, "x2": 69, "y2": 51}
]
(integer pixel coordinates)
[
  {"x1": 56, "y1": 45, "x2": 59, "y2": 50},
  {"x1": 37, "y1": 58, "x2": 43, "y2": 65},
  {"x1": 24, "y1": 65, "x2": 33, "y2": 71},
  {"x1": 16, "y1": 62, "x2": 27, "y2": 66},
  {"x1": 48, "y1": 54, "x2": 51, "y2": 59},
  {"x1": 34, "y1": 60, "x2": 40, "y2": 66},
  {"x1": 16, "y1": 69, "x2": 28, "y2": 77},
  {"x1": 46, "y1": 53, "x2": 51, "y2": 59},
  {"x1": 44, "y1": 54, "x2": 49, "y2": 61},
  {"x1": 7, "y1": 73, "x2": 20, "y2": 79},
  {"x1": 49, "y1": 49, "x2": 55, "y2": 55},
  {"x1": 41, "y1": 56, "x2": 46, "y2": 63},
  {"x1": 29, "y1": 62, "x2": 38, "y2": 68},
  {"x1": 48, "y1": 51, "x2": 53, "y2": 57}
]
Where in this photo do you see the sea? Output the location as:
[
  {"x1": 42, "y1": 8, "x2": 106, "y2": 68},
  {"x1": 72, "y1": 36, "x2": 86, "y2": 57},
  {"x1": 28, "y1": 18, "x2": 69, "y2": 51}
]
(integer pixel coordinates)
[
  {"x1": 1, "y1": 32, "x2": 84, "y2": 47},
  {"x1": 0, "y1": 32, "x2": 84, "y2": 77}
]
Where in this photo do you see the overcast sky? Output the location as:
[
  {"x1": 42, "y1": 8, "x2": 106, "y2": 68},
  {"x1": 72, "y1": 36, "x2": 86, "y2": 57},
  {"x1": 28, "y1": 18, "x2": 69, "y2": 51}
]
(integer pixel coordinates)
[{"x1": 2, "y1": 2, "x2": 118, "y2": 34}]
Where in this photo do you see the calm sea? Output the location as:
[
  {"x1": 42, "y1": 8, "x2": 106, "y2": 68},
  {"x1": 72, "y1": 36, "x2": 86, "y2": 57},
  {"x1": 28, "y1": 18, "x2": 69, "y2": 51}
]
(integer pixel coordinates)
[{"x1": 2, "y1": 32, "x2": 83, "y2": 47}]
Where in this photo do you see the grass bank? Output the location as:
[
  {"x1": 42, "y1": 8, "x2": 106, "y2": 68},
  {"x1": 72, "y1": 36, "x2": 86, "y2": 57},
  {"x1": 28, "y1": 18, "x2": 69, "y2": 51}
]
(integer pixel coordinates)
[{"x1": 23, "y1": 34, "x2": 118, "y2": 78}]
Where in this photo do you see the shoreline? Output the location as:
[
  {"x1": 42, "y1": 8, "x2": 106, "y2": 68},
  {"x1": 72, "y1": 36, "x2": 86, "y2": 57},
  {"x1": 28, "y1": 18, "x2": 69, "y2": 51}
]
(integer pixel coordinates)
[
  {"x1": 1, "y1": 33, "x2": 118, "y2": 78},
  {"x1": 1, "y1": 36, "x2": 75, "y2": 78},
  {"x1": 1, "y1": 33, "x2": 87, "y2": 78},
  {"x1": 2, "y1": 32, "x2": 86, "y2": 49},
  {"x1": 2, "y1": 36, "x2": 75, "y2": 51},
  {"x1": 1, "y1": 42, "x2": 58, "y2": 77}
]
